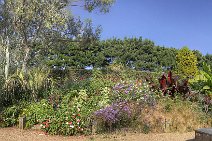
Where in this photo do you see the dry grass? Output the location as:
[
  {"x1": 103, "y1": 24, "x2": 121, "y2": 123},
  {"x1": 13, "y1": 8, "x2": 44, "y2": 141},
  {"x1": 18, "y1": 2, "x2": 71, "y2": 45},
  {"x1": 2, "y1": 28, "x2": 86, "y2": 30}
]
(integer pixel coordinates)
[{"x1": 134, "y1": 99, "x2": 211, "y2": 133}]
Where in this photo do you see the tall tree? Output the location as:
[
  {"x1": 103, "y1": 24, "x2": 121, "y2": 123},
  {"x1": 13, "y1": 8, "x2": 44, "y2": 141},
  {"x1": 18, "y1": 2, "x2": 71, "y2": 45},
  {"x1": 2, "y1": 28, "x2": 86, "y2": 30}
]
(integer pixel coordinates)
[
  {"x1": 0, "y1": 0, "x2": 69, "y2": 72},
  {"x1": 0, "y1": 0, "x2": 115, "y2": 72}
]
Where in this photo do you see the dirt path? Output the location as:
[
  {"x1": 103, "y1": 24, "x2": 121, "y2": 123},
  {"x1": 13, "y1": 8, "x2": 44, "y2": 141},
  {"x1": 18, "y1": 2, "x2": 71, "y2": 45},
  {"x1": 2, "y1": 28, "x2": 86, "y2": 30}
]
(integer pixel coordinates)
[{"x1": 0, "y1": 127, "x2": 195, "y2": 141}]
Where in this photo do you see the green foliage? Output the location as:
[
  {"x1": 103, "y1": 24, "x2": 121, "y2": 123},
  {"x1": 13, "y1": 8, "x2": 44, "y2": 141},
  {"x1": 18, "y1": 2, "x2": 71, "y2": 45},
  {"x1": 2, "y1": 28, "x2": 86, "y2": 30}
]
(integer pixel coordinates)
[
  {"x1": 193, "y1": 50, "x2": 205, "y2": 69},
  {"x1": 22, "y1": 99, "x2": 54, "y2": 128},
  {"x1": 89, "y1": 69, "x2": 114, "y2": 93},
  {"x1": 84, "y1": 0, "x2": 115, "y2": 13},
  {"x1": 200, "y1": 63, "x2": 212, "y2": 94},
  {"x1": 47, "y1": 20, "x2": 102, "y2": 69},
  {"x1": 40, "y1": 90, "x2": 87, "y2": 135},
  {"x1": 0, "y1": 64, "x2": 212, "y2": 136},
  {"x1": 205, "y1": 54, "x2": 212, "y2": 67},
  {"x1": 41, "y1": 107, "x2": 85, "y2": 135},
  {"x1": 35, "y1": 34, "x2": 212, "y2": 71},
  {"x1": 0, "y1": 106, "x2": 21, "y2": 127},
  {"x1": 176, "y1": 47, "x2": 198, "y2": 78},
  {"x1": 2, "y1": 70, "x2": 30, "y2": 106},
  {"x1": 1, "y1": 67, "x2": 51, "y2": 106},
  {"x1": 190, "y1": 63, "x2": 212, "y2": 95},
  {"x1": 21, "y1": 87, "x2": 112, "y2": 135},
  {"x1": 0, "y1": 101, "x2": 29, "y2": 127},
  {"x1": 91, "y1": 38, "x2": 178, "y2": 71}
]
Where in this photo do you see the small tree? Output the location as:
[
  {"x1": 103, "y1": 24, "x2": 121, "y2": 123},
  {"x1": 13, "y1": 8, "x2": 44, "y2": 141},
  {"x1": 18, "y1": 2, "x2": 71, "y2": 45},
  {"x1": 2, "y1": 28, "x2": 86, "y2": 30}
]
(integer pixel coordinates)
[{"x1": 176, "y1": 47, "x2": 198, "y2": 78}]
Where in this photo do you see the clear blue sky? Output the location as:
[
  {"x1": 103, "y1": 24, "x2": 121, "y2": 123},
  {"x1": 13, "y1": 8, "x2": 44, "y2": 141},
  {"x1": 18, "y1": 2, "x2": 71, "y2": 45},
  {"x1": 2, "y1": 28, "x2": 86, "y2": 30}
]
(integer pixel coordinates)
[{"x1": 72, "y1": 0, "x2": 212, "y2": 55}]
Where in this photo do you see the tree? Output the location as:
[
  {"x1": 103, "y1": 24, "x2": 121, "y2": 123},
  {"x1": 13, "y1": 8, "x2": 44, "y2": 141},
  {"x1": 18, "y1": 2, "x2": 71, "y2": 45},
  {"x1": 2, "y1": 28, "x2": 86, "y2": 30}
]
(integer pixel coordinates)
[
  {"x1": 205, "y1": 54, "x2": 212, "y2": 67},
  {"x1": 193, "y1": 50, "x2": 204, "y2": 69},
  {"x1": 0, "y1": 0, "x2": 70, "y2": 74},
  {"x1": 0, "y1": 0, "x2": 115, "y2": 73},
  {"x1": 83, "y1": 0, "x2": 115, "y2": 13},
  {"x1": 46, "y1": 18, "x2": 102, "y2": 69},
  {"x1": 176, "y1": 47, "x2": 198, "y2": 78}
]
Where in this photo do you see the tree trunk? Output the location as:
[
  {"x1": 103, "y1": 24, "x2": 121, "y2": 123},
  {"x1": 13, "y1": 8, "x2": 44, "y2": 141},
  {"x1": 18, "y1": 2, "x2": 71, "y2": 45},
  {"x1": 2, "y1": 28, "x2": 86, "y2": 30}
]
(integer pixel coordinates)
[
  {"x1": 22, "y1": 47, "x2": 30, "y2": 73},
  {"x1": 5, "y1": 45, "x2": 9, "y2": 80},
  {"x1": 4, "y1": 36, "x2": 10, "y2": 80}
]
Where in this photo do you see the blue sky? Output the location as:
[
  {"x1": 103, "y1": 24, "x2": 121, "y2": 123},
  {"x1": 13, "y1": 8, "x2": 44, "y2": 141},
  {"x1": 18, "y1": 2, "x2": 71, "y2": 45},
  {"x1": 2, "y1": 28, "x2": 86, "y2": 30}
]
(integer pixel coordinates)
[{"x1": 71, "y1": 0, "x2": 212, "y2": 55}]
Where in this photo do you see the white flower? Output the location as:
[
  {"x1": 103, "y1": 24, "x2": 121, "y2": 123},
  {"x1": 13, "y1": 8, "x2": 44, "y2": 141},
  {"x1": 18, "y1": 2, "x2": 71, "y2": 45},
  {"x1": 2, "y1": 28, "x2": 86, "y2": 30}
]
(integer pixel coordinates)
[
  {"x1": 70, "y1": 125, "x2": 74, "y2": 128},
  {"x1": 77, "y1": 108, "x2": 80, "y2": 112}
]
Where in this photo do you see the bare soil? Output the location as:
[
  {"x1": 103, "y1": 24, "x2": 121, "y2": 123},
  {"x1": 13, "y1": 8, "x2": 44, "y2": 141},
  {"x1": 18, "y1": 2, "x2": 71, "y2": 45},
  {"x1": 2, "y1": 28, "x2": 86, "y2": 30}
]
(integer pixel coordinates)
[{"x1": 0, "y1": 127, "x2": 195, "y2": 141}]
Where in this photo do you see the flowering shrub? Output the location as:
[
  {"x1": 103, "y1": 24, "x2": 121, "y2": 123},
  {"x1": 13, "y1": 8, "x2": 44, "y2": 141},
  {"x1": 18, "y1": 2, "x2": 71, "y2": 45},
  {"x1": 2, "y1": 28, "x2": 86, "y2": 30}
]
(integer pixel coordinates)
[
  {"x1": 112, "y1": 79, "x2": 158, "y2": 106},
  {"x1": 22, "y1": 99, "x2": 54, "y2": 128},
  {"x1": 39, "y1": 90, "x2": 89, "y2": 135},
  {"x1": 41, "y1": 106, "x2": 85, "y2": 135},
  {"x1": 94, "y1": 101, "x2": 132, "y2": 131}
]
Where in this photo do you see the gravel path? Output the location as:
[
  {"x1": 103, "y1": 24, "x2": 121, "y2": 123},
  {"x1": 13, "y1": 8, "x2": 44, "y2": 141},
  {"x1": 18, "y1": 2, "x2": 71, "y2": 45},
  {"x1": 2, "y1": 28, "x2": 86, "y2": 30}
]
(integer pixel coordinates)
[{"x1": 0, "y1": 127, "x2": 195, "y2": 141}]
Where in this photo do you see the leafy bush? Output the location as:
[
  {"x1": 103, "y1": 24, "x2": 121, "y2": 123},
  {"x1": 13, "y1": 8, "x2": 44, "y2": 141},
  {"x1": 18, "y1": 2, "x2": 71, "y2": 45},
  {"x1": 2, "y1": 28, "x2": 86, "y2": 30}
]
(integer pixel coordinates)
[
  {"x1": 0, "y1": 106, "x2": 21, "y2": 127},
  {"x1": 35, "y1": 88, "x2": 110, "y2": 135},
  {"x1": 0, "y1": 101, "x2": 29, "y2": 127},
  {"x1": 190, "y1": 62, "x2": 212, "y2": 113},
  {"x1": 41, "y1": 104, "x2": 85, "y2": 135},
  {"x1": 176, "y1": 47, "x2": 198, "y2": 78},
  {"x1": 22, "y1": 99, "x2": 54, "y2": 128},
  {"x1": 158, "y1": 71, "x2": 191, "y2": 97}
]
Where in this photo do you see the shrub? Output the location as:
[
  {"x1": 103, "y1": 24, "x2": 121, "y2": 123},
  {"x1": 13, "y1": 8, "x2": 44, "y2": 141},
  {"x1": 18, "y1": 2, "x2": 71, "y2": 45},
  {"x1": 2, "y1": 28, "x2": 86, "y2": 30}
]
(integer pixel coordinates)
[
  {"x1": 0, "y1": 101, "x2": 29, "y2": 127},
  {"x1": 94, "y1": 101, "x2": 132, "y2": 132},
  {"x1": 189, "y1": 62, "x2": 212, "y2": 113},
  {"x1": 38, "y1": 89, "x2": 108, "y2": 135},
  {"x1": 176, "y1": 47, "x2": 198, "y2": 78},
  {"x1": 22, "y1": 99, "x2": 54, "y2": 128},
  {"x1": 41, "y1": 105, "x2": 85, "y2": 135}
]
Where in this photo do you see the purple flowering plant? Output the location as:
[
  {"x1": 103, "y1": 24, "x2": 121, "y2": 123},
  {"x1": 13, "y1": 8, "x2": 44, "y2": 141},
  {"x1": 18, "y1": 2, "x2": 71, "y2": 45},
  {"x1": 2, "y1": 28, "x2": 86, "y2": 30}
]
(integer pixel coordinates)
[{"x1": 94, "y1": 101, "x2": 132, "y2": 130}]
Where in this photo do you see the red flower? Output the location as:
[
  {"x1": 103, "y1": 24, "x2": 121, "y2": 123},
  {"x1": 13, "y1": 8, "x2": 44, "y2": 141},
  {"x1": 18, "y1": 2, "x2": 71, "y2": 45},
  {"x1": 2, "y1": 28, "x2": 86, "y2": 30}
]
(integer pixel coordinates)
[{"x1": 45, "y1": 123, "x2": 49, "y2": 128}]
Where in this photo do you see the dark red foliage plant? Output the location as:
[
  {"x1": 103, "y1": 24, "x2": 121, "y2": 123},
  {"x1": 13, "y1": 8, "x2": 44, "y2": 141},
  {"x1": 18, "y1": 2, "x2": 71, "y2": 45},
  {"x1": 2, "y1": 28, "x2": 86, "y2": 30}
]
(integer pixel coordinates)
[{"x1": 158, "y1": 71, "x2": 190, "y2": 97}]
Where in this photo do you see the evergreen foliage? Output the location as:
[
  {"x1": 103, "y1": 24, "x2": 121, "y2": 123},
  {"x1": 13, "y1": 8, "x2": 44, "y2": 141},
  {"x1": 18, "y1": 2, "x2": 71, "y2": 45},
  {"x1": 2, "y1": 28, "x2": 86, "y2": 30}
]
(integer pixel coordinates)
[{"x1": 176, "y1": 47, "x2": 198, "y2": 78}]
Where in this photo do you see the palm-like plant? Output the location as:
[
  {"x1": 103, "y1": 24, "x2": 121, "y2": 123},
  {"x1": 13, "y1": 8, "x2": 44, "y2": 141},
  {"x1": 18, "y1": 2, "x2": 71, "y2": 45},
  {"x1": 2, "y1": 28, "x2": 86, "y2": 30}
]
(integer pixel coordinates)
[
  {"x1": 3, "y1": 67, "x2": 51, "y2": 104},
  {"x1": 3, "y1": 69, "x2": 27, "y2": 105},
  {"x1": 200, "y1": 62, "x2": 212, "y2": 96},
  {"x1": 27, "y1": 67, "x2": 51, "y2": 101}
]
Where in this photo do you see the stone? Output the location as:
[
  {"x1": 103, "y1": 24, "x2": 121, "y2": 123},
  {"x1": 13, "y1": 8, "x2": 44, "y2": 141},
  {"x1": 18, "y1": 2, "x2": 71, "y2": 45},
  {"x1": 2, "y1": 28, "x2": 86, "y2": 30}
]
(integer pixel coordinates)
[{"x1": 195, "y1": 128, "x2": 212, "y2": 141}]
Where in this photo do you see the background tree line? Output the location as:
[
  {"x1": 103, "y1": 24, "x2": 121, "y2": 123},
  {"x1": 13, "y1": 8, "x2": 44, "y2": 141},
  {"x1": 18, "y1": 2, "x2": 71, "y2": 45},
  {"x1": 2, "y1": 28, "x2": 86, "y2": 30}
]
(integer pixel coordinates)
[
  {"x1": 0, "y1": 0, "x2": 210, "y2": 76},
  {"x1": 48, "y1": 37, "x2": 212, "y2": 71}
]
